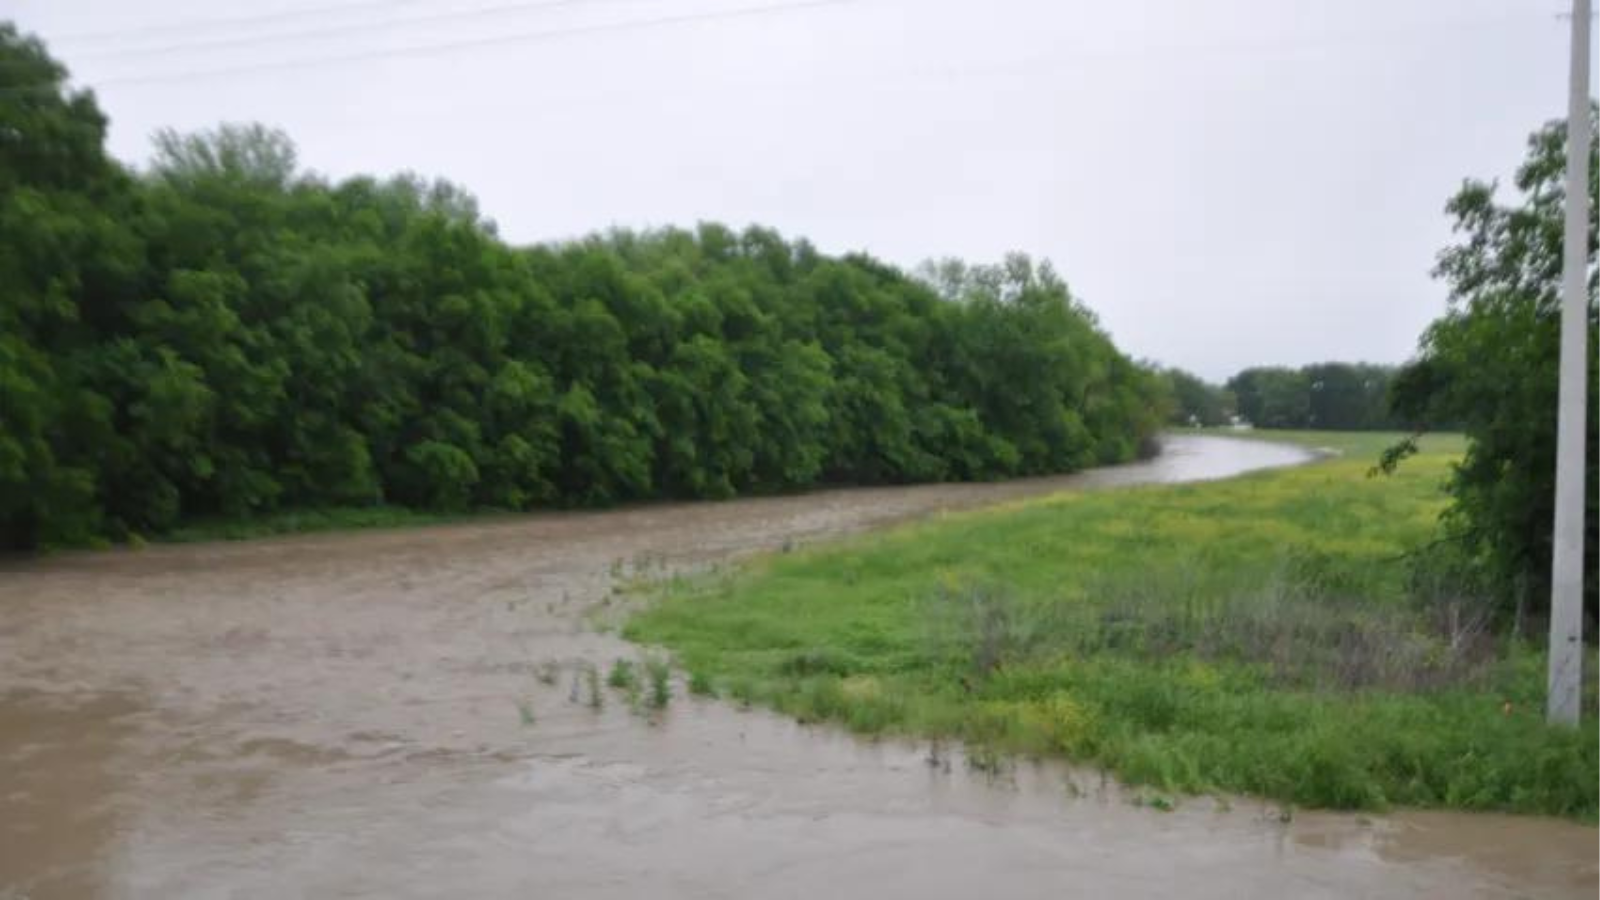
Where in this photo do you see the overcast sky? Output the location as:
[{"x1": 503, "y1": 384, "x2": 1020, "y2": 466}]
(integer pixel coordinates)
[{"x1": 10, "y1": 0, "x2": 1592, "y2": 380}]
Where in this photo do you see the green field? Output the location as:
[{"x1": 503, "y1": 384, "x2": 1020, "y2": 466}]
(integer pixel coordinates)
[
  {"x1": 1192, "y1": 428, "x2": 1466, "y2": 458},
  {"x1": 626, "y1": 430, "x2": 1597, "y2": 818}
]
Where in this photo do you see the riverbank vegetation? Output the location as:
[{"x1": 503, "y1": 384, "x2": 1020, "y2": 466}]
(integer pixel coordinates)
[
  {"x1": 1386, "y1": 109, "x2": 1598, "y2": 626},
  {"x1": 1, "y1": 25, "x2": 1165, "y2": 550},
  {"x1": 627, "y1": 431, "x2": 1598, "y2": 818},
  {"x1": 1174, "y1": 110, "x2": 1597, "y2": 632}
]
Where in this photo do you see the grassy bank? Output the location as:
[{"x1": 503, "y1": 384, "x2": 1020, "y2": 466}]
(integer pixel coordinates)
[
  {"x1": 91, "y1": 432, "x2": 1431, "y2": 548},
  {"x1": 1191, "y1": 428, "x2": 1465, "y2": 458},
  {"x1": 626, "y1": 431, "x2": 1598, "y2": 819}
]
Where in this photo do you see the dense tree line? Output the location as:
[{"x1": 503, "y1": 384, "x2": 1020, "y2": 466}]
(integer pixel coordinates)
[
  {"x1": 1227, "y1": 363, "x2": 1406, "y2": 431},
  {"x1": 0, "y1": 26, "x2": 1168, "y2": 549},
  {"x1": 1162, "y1": 362, "x2": 1423, "y2": 431},
  {"x1": 1389, "y1": 110, "x2": 1598, "y2": 620},
  {"x1": 1161, "y1": 367, "x2": 1234, "y2": 427}
]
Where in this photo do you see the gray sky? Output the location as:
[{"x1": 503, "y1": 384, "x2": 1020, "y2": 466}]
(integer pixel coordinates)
[{"x1": 10, "y1": 0, "x2": 1591, "y2": 381}]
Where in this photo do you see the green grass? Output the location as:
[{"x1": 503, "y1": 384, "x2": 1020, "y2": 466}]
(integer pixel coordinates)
[
  {"x1": 688, "y1": 669, "x2": 717, "y2": 697},
  {"x1": 607, "y1": 658, "x2": 638, "y2": 691},
  {"x1": 643, "y1": 655, "x2": 673, "y2": 709},
  {"x1": 1192, "y1": 427, "x2": 1468, "y2": 459},
  {"x1": 627, "y1": 431, "x2": 1598, "y2": 819},
  {"x1": 110, "y1": 432, "x2": 1463, "y2": 547}
]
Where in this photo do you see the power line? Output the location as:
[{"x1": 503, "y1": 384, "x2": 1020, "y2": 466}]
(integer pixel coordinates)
[
  {"x1": 64, "y1": 0, "x2": 638, "y2": 62},
  {"x1": 0, "y1": 2, "x2": 1562, "y2": 98},
  {"x1": 48, "y1": 0, "x2": 430, "y2": 45},
  {"x1": 0, "y1": 0, "x2": 853, "y2": 93}
]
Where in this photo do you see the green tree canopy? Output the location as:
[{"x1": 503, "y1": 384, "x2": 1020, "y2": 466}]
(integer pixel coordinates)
[
  {"x1": 1162, "y1": 368, "x2": 1234, "y2": 427},
  {"x1": 1390, "y1": 109, "x2": 1598, "y2": 620},
  {"x1": 1222, "y1": 362, "x2": 1419, "y2": 431},
  {"x1": 0, "y1": 25, "x2": 1171, "y2": 549}
]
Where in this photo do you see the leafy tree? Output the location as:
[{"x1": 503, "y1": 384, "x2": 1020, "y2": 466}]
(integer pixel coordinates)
[
  {"x1": 1228, "y1": 367, "x2": 1311, "y2": 429},
  {"x1": 1303, "y1": 362, "x2": 1396, "y2": 430},
  {"x1": 1164, "y1": 368, "x2": 1233, "y2": 427},
  {"x1": 1389, "y1": 110, "x2": 1598, "y2": 620},
  {"x1": 0, "y1": 24, "x2": 142, "y2": 546}
]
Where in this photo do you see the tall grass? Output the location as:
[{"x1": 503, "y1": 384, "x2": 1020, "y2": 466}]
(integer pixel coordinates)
[
  {"x1": 627, "y1": 432, "x2": 1598, "y2": 819},
  {"x1": 918, "y1": 555, "x2": 1499, "y2": 693}
]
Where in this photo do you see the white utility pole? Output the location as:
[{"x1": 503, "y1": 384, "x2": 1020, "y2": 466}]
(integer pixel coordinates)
[{"x1": 1547, "y1": 0, "x2": 1592, "y2": 725}]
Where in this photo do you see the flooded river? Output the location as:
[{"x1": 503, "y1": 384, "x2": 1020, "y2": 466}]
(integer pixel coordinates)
[{"x1": 2, "y1": 435, "x2": 1594, "y2": 899}]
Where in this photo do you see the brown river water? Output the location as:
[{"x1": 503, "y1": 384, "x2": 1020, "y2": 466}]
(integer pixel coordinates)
[{"x1": 2, "y1": 435, "x2": 1594, "y2": 899}]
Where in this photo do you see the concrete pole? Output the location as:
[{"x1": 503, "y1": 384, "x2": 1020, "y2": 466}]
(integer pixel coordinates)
[{"x1": 1547, "y1": 0, "x2": 1592, "y2": 725}]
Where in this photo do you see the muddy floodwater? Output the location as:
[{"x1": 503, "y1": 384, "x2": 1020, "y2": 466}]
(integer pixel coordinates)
[{"x1": 2, "y1": 435, "x2": 1594, "y2": 899}]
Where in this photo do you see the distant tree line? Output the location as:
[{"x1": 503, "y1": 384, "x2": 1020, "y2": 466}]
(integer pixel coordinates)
[
  {"x1": 0, "y1": 25, "x2": 1169, "y2": 549},
  {"x1": 1160, "y1": 368, "x2": 1235, "y2": 428},
  {"x1": 1160, "y1": 362, "x2": 1445, "y2": 431},
  {"x1": 1228, "y1": 363, "x2": 1414, "y2": 431}
]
